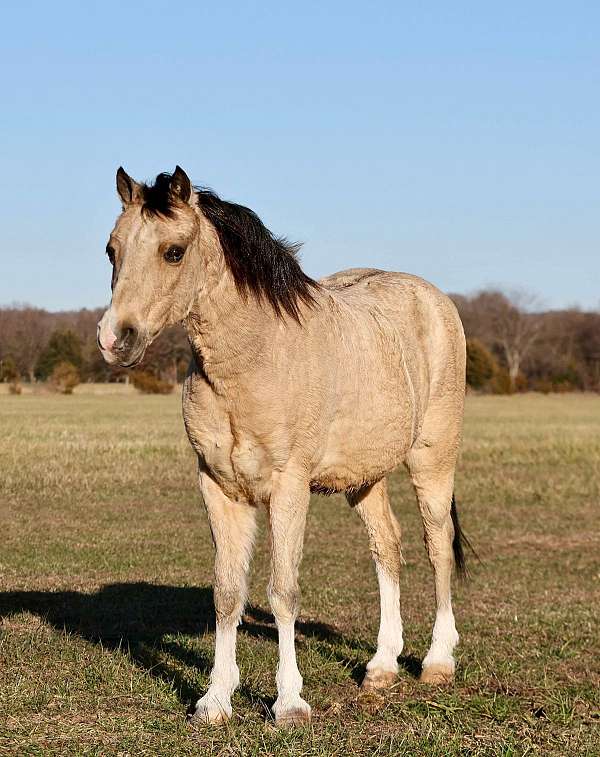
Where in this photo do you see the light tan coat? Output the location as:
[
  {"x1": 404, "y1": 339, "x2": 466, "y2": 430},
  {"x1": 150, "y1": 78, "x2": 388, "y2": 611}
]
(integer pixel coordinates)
[{"x1": 98, "y1": 167, "x2": 466, "y2": 726}]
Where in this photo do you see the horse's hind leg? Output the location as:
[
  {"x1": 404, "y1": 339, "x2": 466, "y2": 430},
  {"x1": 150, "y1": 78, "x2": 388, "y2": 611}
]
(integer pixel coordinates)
[
  {"x1": 406, "y1": 441, "x2": 460, "y2": 684},
  {"x1": 347, "y1": 479, "x2": 403, "y2": 691}
]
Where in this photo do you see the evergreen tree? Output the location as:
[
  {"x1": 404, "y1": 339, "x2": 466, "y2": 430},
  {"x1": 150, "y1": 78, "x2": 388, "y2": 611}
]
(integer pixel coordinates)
[
  {"x1": 35, "y1": 329, "x2": 83, "y2": 380},
  {"x1": 0, "y1": 356, "x2": 19, "y2": 382},
  {"x1": 466, "y1": 338, "x2": 497, "y2": 389}
]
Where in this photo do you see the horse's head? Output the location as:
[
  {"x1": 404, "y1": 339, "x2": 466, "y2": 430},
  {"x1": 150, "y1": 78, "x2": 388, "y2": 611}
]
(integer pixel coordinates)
[{"x1": 97, "y1": 166, "x2": 204, "y2": 367}]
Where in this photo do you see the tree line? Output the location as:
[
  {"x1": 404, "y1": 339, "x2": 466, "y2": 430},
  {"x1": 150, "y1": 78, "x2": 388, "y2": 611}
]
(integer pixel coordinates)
[
  {"x1": 0, "y1": 306, "x2": 190, "y2": 390},
  {"x1": 0, "y1": 290, "x2": 598, "y2": 393},
  {"x1": 453, "y1": 290, "x2": 600, "y2": 392}
]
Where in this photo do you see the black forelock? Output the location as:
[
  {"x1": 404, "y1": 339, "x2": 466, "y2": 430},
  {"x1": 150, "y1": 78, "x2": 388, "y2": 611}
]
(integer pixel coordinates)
[{"x1": 140, "y1": 173, "x2": 177, "y2": 219}]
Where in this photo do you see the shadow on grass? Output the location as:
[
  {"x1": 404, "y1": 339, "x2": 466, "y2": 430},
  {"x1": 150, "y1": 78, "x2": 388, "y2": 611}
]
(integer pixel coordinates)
[{"x1": 0, "y1": 582, "x2": 401, "y2": 711}]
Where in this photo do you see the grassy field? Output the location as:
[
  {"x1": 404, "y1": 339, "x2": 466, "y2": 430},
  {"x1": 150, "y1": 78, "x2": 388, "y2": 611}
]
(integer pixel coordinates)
[{"x1": 1, "y1": 393, "x2": 599, "y2": 756}]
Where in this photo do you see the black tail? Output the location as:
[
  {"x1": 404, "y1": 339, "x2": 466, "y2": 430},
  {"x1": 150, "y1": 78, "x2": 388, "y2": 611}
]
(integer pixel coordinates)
[{"x1": 450, "y1": 494, "x2": 477, "y2": 580}]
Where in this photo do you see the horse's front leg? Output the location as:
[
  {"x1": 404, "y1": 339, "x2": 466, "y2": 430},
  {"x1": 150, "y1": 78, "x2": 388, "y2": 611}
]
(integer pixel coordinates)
[
  {"x1": 268, "y1": 471, "x2": 311, "y2": 726},
  {"x1": 192, "y1": 470, "x2": 257, "y2": 724}
]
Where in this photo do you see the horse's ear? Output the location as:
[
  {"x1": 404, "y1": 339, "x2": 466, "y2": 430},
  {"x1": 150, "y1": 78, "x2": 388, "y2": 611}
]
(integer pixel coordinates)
[
  {"x1": 116, "y1": 167, "x2": 142, "y2": 206},
  {"x1": 170, "y1": 165, "x2": 192, "y2": 204}
]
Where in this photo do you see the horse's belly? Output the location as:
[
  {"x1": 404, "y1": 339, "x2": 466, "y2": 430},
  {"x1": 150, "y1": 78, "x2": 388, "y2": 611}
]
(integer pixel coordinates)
[{"x1": 310, "y1": 404, "x2": 413, "y2": 492}]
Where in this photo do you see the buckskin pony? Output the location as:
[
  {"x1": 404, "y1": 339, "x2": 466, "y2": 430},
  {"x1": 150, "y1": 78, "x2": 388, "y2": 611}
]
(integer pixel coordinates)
[{"x1": 98, "y1": 167, "x2": 468, "y2": 726}]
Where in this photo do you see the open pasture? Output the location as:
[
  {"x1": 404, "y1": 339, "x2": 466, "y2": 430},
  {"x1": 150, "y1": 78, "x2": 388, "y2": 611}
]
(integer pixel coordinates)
[{"x1": 0, "y1": 393, "x2": 599, "y2": 755}]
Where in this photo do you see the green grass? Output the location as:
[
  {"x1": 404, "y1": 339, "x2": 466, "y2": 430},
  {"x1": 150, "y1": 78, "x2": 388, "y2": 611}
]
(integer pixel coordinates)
[{"x1": 1, "y1": 393, "x2": 599, "y2": 755}]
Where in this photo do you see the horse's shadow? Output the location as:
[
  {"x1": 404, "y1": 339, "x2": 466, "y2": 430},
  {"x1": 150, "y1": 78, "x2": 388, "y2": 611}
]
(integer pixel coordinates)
[{"x1": 0, "y1": 582, "x2": 420, "y2": 711}]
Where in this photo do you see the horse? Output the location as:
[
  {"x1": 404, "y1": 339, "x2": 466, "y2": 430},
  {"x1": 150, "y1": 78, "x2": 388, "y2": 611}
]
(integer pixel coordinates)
[{"x1": 97, "y1": 166, "x2": 468, "y2": 726}]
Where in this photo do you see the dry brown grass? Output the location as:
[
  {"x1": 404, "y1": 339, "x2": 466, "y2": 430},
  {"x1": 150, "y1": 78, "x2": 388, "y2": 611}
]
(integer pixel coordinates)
[{"x1": 1, "y1": 393, "x2": 599, "y2": 755}]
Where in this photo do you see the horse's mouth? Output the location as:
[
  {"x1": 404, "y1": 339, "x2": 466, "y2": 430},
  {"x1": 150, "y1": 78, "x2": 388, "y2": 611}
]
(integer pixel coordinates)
[
  {"x1": 115, "y1": 341, "x2": 148, "y2": 369},
  {"x1": 118, "y1": 354, "x2": 144, "y2": 369},
  {"x1": 97, "y1": 336, "x2": 149, "y2": 369}
]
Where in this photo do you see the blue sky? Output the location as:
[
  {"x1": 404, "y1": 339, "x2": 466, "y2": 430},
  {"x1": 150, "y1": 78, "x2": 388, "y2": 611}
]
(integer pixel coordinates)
[{"x1": 1, "y1": 1, "x2": 598, "y2": 311}]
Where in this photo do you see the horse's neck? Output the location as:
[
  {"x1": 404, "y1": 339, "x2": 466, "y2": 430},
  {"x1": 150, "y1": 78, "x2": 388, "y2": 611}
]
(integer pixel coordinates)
[{"x1": 184, "y1": 266, "x2": 277, "y2": 387}]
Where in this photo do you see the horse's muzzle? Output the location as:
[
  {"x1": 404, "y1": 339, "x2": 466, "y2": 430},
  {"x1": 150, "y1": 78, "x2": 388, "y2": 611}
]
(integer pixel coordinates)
[{"x1": 97, "y1": 318, "x2": 148, "y2": 368}]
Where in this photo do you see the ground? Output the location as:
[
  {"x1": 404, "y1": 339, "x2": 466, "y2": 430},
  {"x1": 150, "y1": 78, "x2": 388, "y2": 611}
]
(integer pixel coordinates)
[{"x1": 1, "y1": 392, "x2": 599, "y2": 756}]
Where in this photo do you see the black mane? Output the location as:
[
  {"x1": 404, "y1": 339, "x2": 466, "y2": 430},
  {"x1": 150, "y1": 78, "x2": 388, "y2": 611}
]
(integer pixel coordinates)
[{"x1": 141, "y1": 173, "x2": 319, "y2": 321}]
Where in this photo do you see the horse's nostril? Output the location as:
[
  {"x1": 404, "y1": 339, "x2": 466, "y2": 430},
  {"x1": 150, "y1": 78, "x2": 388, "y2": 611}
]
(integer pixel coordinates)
[{"x1": 116, "y1": 324, "x2": 138, "y2": 352}]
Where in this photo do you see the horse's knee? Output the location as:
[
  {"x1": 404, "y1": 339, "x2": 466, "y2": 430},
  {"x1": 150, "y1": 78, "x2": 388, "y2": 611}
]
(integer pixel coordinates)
[
  {"x1": 371, "y1": 534, "x2": 402, "y2": 577},
  {"x1": 268, "y1": 580, "x2": 299, "y2": 624},
  {"x1": 213, "y1": 583, "x2": 244, "y2": 625}
]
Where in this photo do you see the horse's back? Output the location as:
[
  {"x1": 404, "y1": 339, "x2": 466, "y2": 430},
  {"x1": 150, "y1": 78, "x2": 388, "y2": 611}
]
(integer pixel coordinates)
[
  {"x1": 319, "y1": 268, "x2": 464, "y2": 395},
  {"x1": 318, "y1": 267, "x2": 383, "y2": 289},
  {"x1": 320, "y1": 267, "x2": 457, "y2": 317},
  {"x1": 305, "y1": 268, "x2": 465, "y2": 490}
]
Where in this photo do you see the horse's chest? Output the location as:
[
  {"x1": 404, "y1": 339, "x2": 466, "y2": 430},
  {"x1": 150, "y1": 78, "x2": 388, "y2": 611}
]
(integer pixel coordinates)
[{"x1": 183, "y1": 382, "x2": 272, "y2": 504}]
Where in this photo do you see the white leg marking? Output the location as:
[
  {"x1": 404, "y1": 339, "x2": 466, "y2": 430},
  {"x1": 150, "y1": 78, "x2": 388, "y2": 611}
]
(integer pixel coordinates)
[
  {"x1": 272, "y1": 620, "x2": 311, "y2": 722},
  {"x1": 367, "y1": 564, "x2": 403, "y2": 674},
  {"x1": 194, "y1": 623, "x2": 238, "y2": 723},
  {"x1": 422, "y1": 607, "x2": 459, "y2": 671}
]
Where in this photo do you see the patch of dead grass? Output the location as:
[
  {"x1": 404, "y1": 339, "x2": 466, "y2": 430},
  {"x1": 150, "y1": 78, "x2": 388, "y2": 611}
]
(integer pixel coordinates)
[{"x1": 1, "y1": 394, "x2": 599, "y2": 755}]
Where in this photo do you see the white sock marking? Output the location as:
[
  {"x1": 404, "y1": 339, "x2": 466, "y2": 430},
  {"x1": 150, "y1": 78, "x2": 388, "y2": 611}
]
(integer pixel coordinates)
[
  {"x1": 194, "y1": 622, "x2": 238, "y2": 721},
  {"x1": 367, "y1": 564, "x2": 403, "y2": 673},
  {"x1": 273, "y1": 620, "x2": 310, "y2": 718},
  {"x1": 423, "y1": 607, "x2": 459, "y2": 670}
]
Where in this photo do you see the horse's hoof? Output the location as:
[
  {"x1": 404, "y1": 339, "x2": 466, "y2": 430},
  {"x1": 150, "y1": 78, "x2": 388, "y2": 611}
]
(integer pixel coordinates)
[
  {"x1": 273, "y1": 696, "x2": 312, "y2": 727},
  {"x1": 190, "y1": 695, "x2": 232, "y2": 726},
  {"x1": 190, "y1": 711, "x2": 230, "y2": 726},
  {"x1": 275, "y1": 708, "x2": 311, "y2": 727},
  {"x1": 190, "y1": 708, "x2": 230, "y2": 726},
  {"x1": 419, "y1": 663, "x2": 454, "y2": 684},
  {"x1": 360, "y1": 669, "x2": 398, "y2": 691}
]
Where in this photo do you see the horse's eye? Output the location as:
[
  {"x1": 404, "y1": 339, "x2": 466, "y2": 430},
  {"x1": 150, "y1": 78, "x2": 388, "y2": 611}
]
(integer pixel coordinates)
[
  {"x1": 164, "y1": 245, "x2": 185, "y2": 264},
  {"x1": 106, "y1": 245, "x2": 115, "y2": 265}
]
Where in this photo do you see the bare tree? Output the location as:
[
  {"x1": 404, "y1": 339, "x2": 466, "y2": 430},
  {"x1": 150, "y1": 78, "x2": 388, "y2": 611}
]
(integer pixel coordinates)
[
  {"x1": 0, "y1": 306, "x2": 51, "y2": 382},
  {"x1": 476, "y1": 290, "x2": 542, "y2": 389}
]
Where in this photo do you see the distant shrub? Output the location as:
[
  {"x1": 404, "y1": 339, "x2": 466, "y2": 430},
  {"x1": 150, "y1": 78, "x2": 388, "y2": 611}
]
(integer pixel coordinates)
[
  {"x1": 552, "y1": 363, "x2": 585, "y2": 392},
  {"x1": 36, "y1": 329, "x2": 83, "y2": 380},
  {"x1": 3, "y1": 357, "x2": 22, "y2": 395},
  {"x1": 466, "y1": 338, "x2": 497, "y2": 390},
  {"x1": 50, "y1": 361, "x2": 80, "y2": 394},
  {"x1": 514, "y1": 372, "x2": 529, "y2": 393},
  {"x1": 531, "y1": 378, "x2": 553, "y2": 394},
  {"x1": 1, "y1": 356, "x2": 19, "y2": 383},
  {"x1": 531, "y1": 363, "x2": 584, "y2": 394},
  {"x1": 488, "y1": 370, "x2": 528, "y2": 394},
  {"x1": 489, "y1": 368, "x2": 513, "y2": 395},
  {"x1": 131, "y1": 370, "x2": 174, "y2": 395}
]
